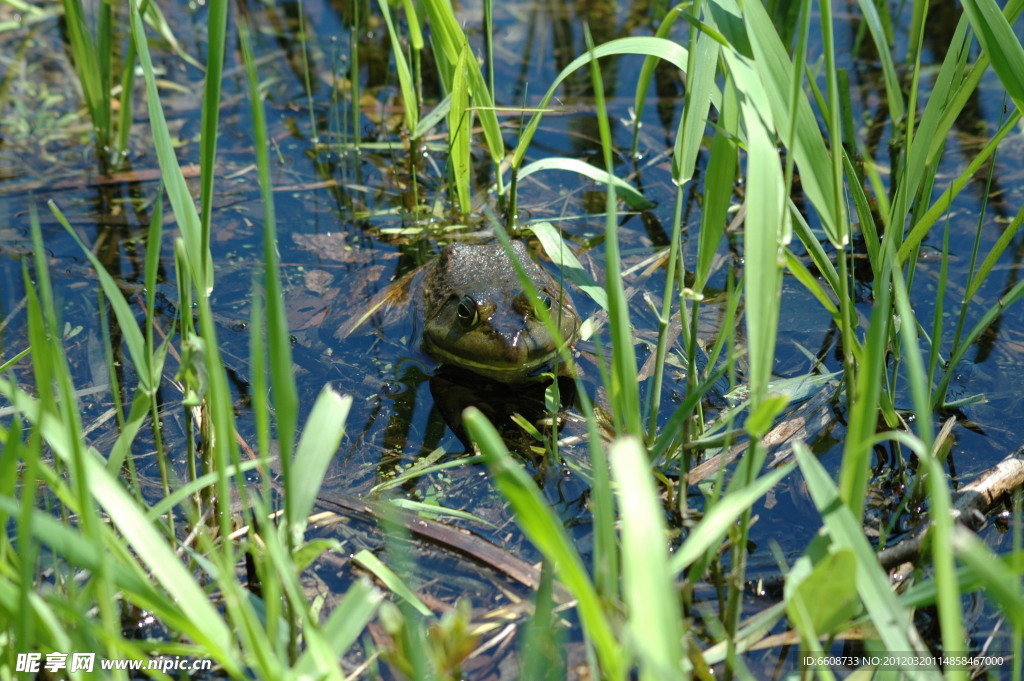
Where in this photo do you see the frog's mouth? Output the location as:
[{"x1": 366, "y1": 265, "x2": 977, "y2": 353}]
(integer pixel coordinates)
[{"x1": 421, "y1": 336, "x2": 560, "y2": 382}]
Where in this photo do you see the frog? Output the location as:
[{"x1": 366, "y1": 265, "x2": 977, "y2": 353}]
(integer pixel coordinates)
[{"x1": 334, "y1": 241, "x2": 580, "y2": 383}]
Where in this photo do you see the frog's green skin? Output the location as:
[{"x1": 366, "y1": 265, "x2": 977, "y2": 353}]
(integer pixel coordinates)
[{"x1": 418, "y1": 242, "x2": 579, "y2": 382}]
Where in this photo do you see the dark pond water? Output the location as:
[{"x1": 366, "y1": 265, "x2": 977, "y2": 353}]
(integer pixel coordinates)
[{"x1": 2, "y1": 0, "x2": 1024, "y2": 674}]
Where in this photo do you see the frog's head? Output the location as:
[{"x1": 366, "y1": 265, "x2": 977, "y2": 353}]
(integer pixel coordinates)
[{"x1": 421, "y1": 243, "x2": 579, "y2": 382}]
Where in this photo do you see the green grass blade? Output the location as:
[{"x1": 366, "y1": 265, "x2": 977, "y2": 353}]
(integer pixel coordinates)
[
  {"x1": 966, "y1": 204, "x2": 1024, "y2": 302},
  {"x1": 60, "y1": 0, "x2": 110, "y2": 158},
  {"x1": 891, "y1": 267, "x2": 933, "y2": 447},
  {"x1": 784, "y1": 250, "x2": 839, "y2": 320},
  {"x1": 285, "y1": 388, "x2": 352, "y2": 544},
  {"x1": 629, "y1": 4, "x2": 685, "y2": 153},
  {"x1": 199, "y1": 0, "x2": 228, "y2": 270},
  {"x1": 142, "y1": 1, "x2": 204, "y2": 70},
  {"x1": 793, "y1": 442, "x2": 937, "y2": 674},
  {"x1": 886, "y1": 0, "x2": 1024, "y2": 248},
  {"x1": 0, "y1": 495, "x2": 167, "y2": 612},
  {"x1": 1, "y1": 390, "x2": 242, "y2": 672},
  {"x1": 465, "y1": 408, "x2": 624, "y2": 679},
  {"x1": 585, "y1": 28, "x2": 642, "y2": 438},
  {"x1": 787, "y1": 206, "x2": 843, "y2": 313},
  {"x1": 517, "y1": 157, "x2": 654, "y2": 210},
  {"x1": 510, "y1": 37, "x2": 691, "y2": 172},
  {"x1": 449, "y1": 43, "x2": 472, "y2": 212},
  {"x1": 611, "y1": 436, "x2": 685, "y2": 679},
  {"x1": 814, "y1": 0, "x2": 847, "y2": 249},
  {"x1": 670, "y1": 464, "x2": 794, "y2": 573},
  {"x1": 936, "y1": 278, "x2": 1024, "y2": 402},
  {"x1": 738, "y1": 110, "x2": 784, "y2": 409},
  {"x1": 420, "y1": 0, "x2": 504, "y2": 173},
  {"x1": 854, "y1": 0, "x2": 904, "y2": 122},
  {"x1": 529, "y1": 221, "x2": 608, "y2": 310},
  {"x1": 378, "y1": 0, "x2": 420, "y2": 134},
  {"x1": 146, "y1": 459, "x2": 263, "y2": 521},
  {"x1": 413, "y1": 92, "x2": 451, "y2": 139},
  {"x1": 50, "y1": 202, "x2": 150, "y2": 394},
  {"x1": 239, "y1": 16, "x2": 301, "y2": 493},
  {"x1": 712, "y1": 0, "x2": 846, "y2": 246},
  {"x1": 296, "y1": 579, "x2": 384, "y2": 675},
  {"x1": 353, "y1": 550, "x2": 430, "y2": 616},
  {"x1": 917, "y1": 451, "x2": 966, "y2": 680},
  {"x1": 130, "y1": 0, "x2": 209, "y2": 292},
  {"x1": 694, "y1": 81, "x2": 737, "y2": 292},
  {"x1": 839, "y1": 254, "x2": 891, "y2": 520},
  {"x1": 952, "y1": 531, "x2": 1024, "y2": 629},
  {"x1": 898, "y1": 110, "x2": 1020, "y2": 264},
  {"x1": 961, "y1": 0, "x2": 1024, "y2": 112},
  {"x1": 674, "y1": 30, "x2": 719, "y2": 185}
]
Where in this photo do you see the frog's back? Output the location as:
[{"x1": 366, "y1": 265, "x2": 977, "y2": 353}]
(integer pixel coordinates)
[{"x1": 422, "y1": 242, "x2": 548, "y2": 315}]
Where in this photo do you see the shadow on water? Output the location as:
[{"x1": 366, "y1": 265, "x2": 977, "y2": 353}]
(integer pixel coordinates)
[{"x1": 2, "y1": 0, "x2": 1024, "y2": 674}]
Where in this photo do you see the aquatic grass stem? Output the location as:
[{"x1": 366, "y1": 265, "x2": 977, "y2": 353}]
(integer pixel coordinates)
[
  {"x1": 787, "y1": 0, "x2": 859, "y2": 400},
  {"x1": 449, "y1": 45, "x2": 473, "y2": 212},
  {"x1": 961, "y1": 0, "x2": 1024, "y2": 112},
  {"x1": 199, "y1": 0, "x2": 229, "y2": 250},
  {"x1": 114, "y1": 34, "x2": 138, "y2": 161},
  {"x1": 60, "y1": 0, "x2": 113, "y2": 166},
  {"x1": 646, "y1": 17, "x2": 724, "y2": 449},
  {"x1": 585, "y1": 26, "x2": 641, "y2": 438},
  {"x1": 706, "y1": 0, "x2": 794, "y2": 655},
  {"x1": 142, "y1": 195, "x2": 175, "y2": 530},
  {"x1": 612, "y1": 436, "x2": 686, "y2": 678},
  {"x1": 378, "y1": 0, "x2": 420, "y2": 136},
  {"x1": 887, "y1": 0, "x2": 1024, "y2": 266},
  {"x1": 15, "y1": 212, "x2": 56, "y2": 656},
  {"x1": 489, "y1": 219, "x2": 619, "y2": 598},
  {"x1": 628, "y1": 5, "x2": 684, "y2": 160},
  {"x1": 237, "y1": 21, "x2": 306, "y2": 663},
  {"x1": 464, "y1": 408, "x2": 624, "y2": 680},
  {"x1": 420, "y1": 0, "x2": 505, "y2": 193},
  {"x1": 927, "y1": 224, "x2": 951, "y2": 392},
  {"x1": 483, "y1": 0, "x2": 494, "y2": 102},
  {"x1": 795, "y1": 442, "x2": 938, "y2": 669},
  {"x1": 239, "y1": 16, "x2": 299, "y2": 497},
  {"x1": 352, "y1": 0, "x2": 361, "y2": 151},
  {"x1": 854, "y1": 0, "x2": 904, "y2": 125},
  {"x1": 892, "y1": 270, "x2": 966, "y2": 680},
  {"x1": 645, "y1": 184, "x2": 685, "y2": 443},
  {"x1": 131, "y1": 1, "x2": 209, "y2": 293},
  {"x1": 936, "y1": 105, "x2": 1024, "y2": 405},
  {"x1": 839, "y1": 247, "x2": 892, "y2": 520},
  {"x1": 132, "y1": 0, "x2": 239, "y2": 569},
  {"x1": 295, "y1": 0, "x2": 320, "y2": 143},
  {"x1": 28, "y1": 207, "x2": 129, "y2": 664},
  {"x1": 817, "y1": 0, "x2": 848, "y2": 249}
]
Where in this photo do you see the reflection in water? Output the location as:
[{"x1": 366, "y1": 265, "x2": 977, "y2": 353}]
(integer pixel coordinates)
[{"x1": 429, "y1": 368, "x2": 577, "y2": 454}]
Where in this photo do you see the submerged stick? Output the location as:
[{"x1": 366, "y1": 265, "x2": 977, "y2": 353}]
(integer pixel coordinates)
[{"x1": 878, "y1": 442, "x2": 1024, "y2": 570}]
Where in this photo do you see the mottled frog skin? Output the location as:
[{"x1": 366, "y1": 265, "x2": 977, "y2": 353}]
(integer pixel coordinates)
[
  {"x1": 418, "y1": 242, "x2": 579, "y2": 382},
  {"x1": 333, "y1": 241, "x2": 580, "y2": 382}
]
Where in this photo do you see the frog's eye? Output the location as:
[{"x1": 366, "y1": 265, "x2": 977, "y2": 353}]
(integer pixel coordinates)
[
  {"x1": 456, "y1": 296, "x2": 479, "y2": 327},
  {"x1": 539, "y1": 294, "x2": 553, "y2": 310}
]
